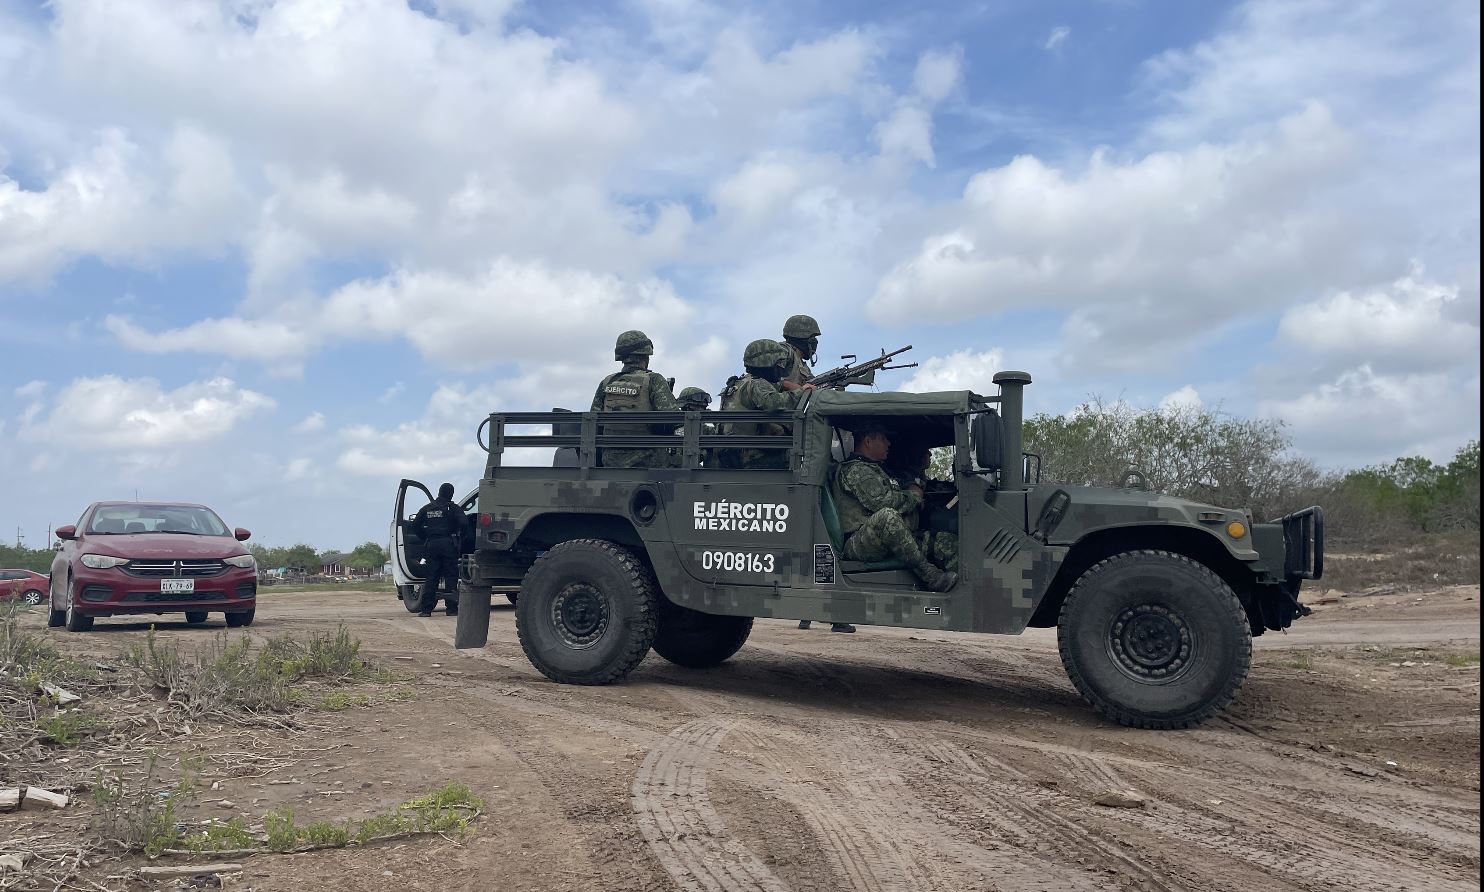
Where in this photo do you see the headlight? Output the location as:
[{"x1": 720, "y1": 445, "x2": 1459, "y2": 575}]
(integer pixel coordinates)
[
  {"x1": 80, "y1": 554, "x2": 128, "y2": 569},
  {"x1": 224, "y1": 555, "x2": 256, "y2": 569}
]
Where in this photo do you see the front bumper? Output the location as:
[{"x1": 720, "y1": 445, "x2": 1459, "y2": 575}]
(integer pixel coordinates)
[
  {"x1": 1279, "y1": 506, "x2": 1325, "y2": 581},
  {"x1": 71, "y1": 566, "x2": 257, "y2": 616}
]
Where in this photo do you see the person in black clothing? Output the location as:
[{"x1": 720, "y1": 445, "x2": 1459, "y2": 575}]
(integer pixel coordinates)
[{"x1": 412, "y1": 483, "x2": 464, "y2": 617}]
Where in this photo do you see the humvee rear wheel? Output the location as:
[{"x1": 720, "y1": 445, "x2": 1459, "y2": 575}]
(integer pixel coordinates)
[
  {"x1": 516, "y1": 539, "x2": 658, "y2": 685},
  {"x1": 1057, "y1": 550, "x2": 1251, "y2": 730},
  {"x1": 653, "y1": 604, "x2": 753, "y2": 668}
]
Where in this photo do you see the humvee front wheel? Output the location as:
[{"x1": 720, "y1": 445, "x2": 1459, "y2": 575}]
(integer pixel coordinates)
[
  {"x1": 1058, "y1": 550, "x2": 1251, "y2": 730},
  {"x1": 653, "y1": 604, "x2": 752, "y2": 668},
  {"x1": 516, "y1": 539, "x2": 658, "y2": 685}
]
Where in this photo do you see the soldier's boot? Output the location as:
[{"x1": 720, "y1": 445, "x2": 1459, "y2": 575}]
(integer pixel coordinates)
[
  {"x1": 830, "y1": 623, "x2": 856, "y2": 633},
  {"x1": 916, "y1": 561, "x2": 959, "y2": 593},
  {"x1": 798, "y1": 620, "x2": 812, "y2": 630}
]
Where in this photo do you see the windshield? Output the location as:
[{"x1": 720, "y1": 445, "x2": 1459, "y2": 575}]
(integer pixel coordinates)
[{"x1": 86, "y1": 504, "x2": 231, "y2": 536}]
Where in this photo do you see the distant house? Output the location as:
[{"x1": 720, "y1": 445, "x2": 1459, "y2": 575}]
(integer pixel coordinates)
[{"x1": 319, "y1": 552, "x2": 347, "y2": 576}]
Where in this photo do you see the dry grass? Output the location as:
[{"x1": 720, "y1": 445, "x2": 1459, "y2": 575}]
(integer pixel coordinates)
[{"x1": 1317, "y1": 531, "x2": 1480, "y2": 594}]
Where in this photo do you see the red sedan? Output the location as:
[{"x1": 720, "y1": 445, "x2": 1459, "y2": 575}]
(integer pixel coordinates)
[
  {"x1": 0, "y1": 569, "x2": 50, "y2": 605},
  {"x1": 49, "y1": 501, "x2": 257, "y2": 632}
]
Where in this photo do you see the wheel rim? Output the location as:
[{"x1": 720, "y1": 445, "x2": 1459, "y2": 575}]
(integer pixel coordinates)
[
  {"x1": 1108, "y1": 603, "x2": 1194, "y2": 682},
  {"x1": 550, "y1": 582, "x2": 610, "y2": 649},
  {"x1": 23, "y1": 590, "x2": 42, "y2": 605}
]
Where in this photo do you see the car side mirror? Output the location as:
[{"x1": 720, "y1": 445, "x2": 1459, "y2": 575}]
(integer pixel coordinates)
[
  {"x1": 55, "y1": 525, "x2": 77, "y2": 541},
  {"x1": 234, "y1": 528, "x2": 252, "y2": 541},
  {"x1": 972, "y1": 411, "x2": 1004, "y2": 472}
]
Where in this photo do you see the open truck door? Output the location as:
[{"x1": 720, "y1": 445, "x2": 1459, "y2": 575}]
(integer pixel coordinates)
[{"x1": 390, "y1": 479, "x2": 480, "y2": 613}]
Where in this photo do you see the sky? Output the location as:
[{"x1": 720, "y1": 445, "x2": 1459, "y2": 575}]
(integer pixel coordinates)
[{"x1": 0, "y1": 0, "x2": 1478, "y2": 552}]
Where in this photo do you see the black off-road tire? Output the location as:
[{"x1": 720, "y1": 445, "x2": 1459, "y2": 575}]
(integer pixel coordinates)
[
  {"x1": 185, "y1": 611, "x2": 209, "y2": 625},
  {"x1": 515, "y1": 539, "x2": 658, "y2": 685},
  {"x1": 652, "y1": 604, "x2": 753, "y2": 668},
  {"x1": 225, "y1": 608, "x2": 255, "y2": 628},
  {"x1": 1057, "y1": 550, "x2": 1251, "y2": 730}
]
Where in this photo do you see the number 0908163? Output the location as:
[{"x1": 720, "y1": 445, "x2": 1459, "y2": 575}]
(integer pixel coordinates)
[{"x1": 698, "y1": 550, "x2": 776, "y2": 574}]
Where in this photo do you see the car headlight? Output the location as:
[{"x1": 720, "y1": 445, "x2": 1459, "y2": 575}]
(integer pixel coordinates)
[
  {"x1": 80, "y1": 554, "x2": 128, "y2": 569},
  {"x1": 224, "y1": 555, "x2": 256, "y2": 569}
]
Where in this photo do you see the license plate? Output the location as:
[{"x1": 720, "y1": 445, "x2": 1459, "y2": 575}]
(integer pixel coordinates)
[{"x1": 161, "y1": 579, "x2": 195, "y2": 594}]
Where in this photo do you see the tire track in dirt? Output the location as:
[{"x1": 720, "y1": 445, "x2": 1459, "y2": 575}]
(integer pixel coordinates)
[{"x1": 632, "y1": 718, "x2": 791, "y2": 892}]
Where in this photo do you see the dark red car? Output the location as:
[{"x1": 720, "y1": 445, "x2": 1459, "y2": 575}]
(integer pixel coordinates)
[
  {"x1": 48, "y1": 501, "x2": 257, "y2": 632},
  {"x1": 0, "y1": 569, "x2": 50, "y2": 605}
]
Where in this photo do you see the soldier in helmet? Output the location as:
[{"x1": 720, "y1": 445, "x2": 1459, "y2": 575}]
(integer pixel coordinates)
[
  {"x1": 676, "y1": 387, "x2": 712, "y2": 412},
  {"x1": 591, "y1": 330, "x2": 682, "y2": 468},
  {"x1": 831, "y1": 422, "x2": 959, "y2": 593},
  {"x1": 718, "y1": 339, "x2": 813, "y2": 470},
  {"x1": 781, "y1": 314, "x2": 821, "y2": 388}
]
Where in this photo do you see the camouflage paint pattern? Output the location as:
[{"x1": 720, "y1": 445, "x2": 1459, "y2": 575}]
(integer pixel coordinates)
[{"x1": 464, "y1": 394, "x2": 1299, "y2": 642}]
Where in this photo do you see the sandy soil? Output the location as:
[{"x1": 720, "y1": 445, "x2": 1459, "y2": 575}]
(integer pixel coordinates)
[{"x1": 9, "y1": 583, "x2": 1479, "y2": 892}]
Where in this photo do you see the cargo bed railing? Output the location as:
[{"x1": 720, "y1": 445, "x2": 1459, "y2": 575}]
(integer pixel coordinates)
[{"x1": 478, "y1": 410, "x2": 802, "y2": 474}]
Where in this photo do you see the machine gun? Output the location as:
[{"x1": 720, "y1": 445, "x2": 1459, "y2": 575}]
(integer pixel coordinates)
[{"x1": 808, "y1": 345, "x2": 917, "y2": 390}]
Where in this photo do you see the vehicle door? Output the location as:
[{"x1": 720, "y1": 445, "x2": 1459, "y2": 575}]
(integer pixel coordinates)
[
  {"x1": 392, "y1": 479, "x2": 434, "y2": 585},
  {"x1": 0, "y1": 571, "x2": 19, "y2": 599}
]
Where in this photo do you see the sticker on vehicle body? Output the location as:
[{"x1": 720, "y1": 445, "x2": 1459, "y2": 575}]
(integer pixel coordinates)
[
  {"x1": 923, "y1": 605, "x2": 941, "y2": 615},
  {"x1": 814, "y1": 544, "x2": 836, "y2": 584}
]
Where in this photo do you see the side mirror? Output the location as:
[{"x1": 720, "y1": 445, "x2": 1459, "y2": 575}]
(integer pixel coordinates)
[
  {"x1": 55, "y1": 525, "x2": 77, "y2": 541},
  {"x1": 972, "y1": 411, "x2": 1004, "y2": 472},
  {"x1": 234, "y1": 528, "x2": 252, "y2": 541}
]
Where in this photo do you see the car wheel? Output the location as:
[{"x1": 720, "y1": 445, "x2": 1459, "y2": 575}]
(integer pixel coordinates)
[
  {"x1": 515, "y1": 539, "x2": 658, "y2": 685},
  {"x1": 652, "y1": 602, "x2": 752, "y2": 668},
  {"x1": 46, "y1": 584, "x2": 65, "y2": 628},
  {"x1": 225, "y1": 608, "x2": 255, "y2": 628},
  {"x1": 65, "y1": 598, "x2": 94, "y2": 632},
  {"x1": 399, "y1": 584, "x2": 423, "y2": 613},
  {"x1": 185, "y1": 611, "x2": 209, "y2": 624},
  {"x1": 1057, "y1": 550, "x2": 1251, "y2": 730},
  {"x1": 22, "y1": 589, "x2": 44, "y2": 606}
]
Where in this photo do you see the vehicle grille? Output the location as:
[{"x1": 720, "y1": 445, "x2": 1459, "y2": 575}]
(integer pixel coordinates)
[
  {"x1": 123, "y1": 559, "x2": 227, "y2": 578},
  {"x1": 121, "y1": 591, "x2": 228, "y2": 603}
]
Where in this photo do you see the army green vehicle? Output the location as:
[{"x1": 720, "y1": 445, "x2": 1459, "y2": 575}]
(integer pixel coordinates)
[{"x1": 446, "y1": 372, "x2": 1323, "y2": 729}]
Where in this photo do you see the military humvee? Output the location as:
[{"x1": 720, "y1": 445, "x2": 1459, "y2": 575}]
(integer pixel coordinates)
[{"x1": 446, "y1": 372, "x2": 1323, "y2": 729}]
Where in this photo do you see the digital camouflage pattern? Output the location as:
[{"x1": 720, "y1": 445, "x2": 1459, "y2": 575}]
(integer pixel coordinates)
[
  {"x1": 460, "y1": 384, "x2": 1315, "y2": 645},
  {"x1": 591, "y1": 364, "x2": 680, "y2": 469},
  {"x1": 717, "y1": 374, "x2": 800, "y2": 470},
  {"x1": 833, "y1": 456, "x2": 957, "y2": 582},
  {"x1": 676, "y1": 387, "x2": 711, "y2": 410},
  {"x1": 613, "y1": 329, "x2": 654, "y2": 359}
]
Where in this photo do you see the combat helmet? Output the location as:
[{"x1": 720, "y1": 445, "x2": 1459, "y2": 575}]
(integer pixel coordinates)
[
  {"x1": 614, "y1": 330, "x2": 655, "y2": 361},
  {"x1": 743, "y1": 338, "x2": 793, "y2": 374},
  {"x1": 677, "y1": 386, "x2": 711, "y2": 409},
  {"x1": 782, "y1": 314, "x2": 821, "y2": 339}
]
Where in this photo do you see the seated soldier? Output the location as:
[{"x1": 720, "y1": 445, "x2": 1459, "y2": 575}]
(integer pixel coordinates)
[
  {"x1": 884, "y1": 439, "x2": 960, "y2": 540},
  {"x1": 831, "y1": 423, "x2": 958, "y2": 592}
]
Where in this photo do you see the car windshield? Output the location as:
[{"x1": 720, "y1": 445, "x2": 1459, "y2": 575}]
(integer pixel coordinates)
[{"x1": 86, "y1": 505, "x2": 230, "y2": 536}]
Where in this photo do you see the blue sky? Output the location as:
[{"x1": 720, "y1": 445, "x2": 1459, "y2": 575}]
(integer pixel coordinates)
[{"x1": 0, "y1": 0, "x2": 1478, "y2": 551}]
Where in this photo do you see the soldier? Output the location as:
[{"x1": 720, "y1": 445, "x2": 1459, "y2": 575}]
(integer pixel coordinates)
[
  {"x1": 831, "y1": 424, "x2": 958, "y2": 592},
  {"x1": 718, "y1": 339, "x2": 813, "y2": 470},
  {"x1": 412, "y1": 482, "x2": 465, "y2": 617},
  {"x1": 591, "y1": 330, "x2": 682, "y2": 468},
  {"x1": 781, "y1": 314, "x2": 821, "y2": 388},
  {"x1": 676, "y1": 387, "x2": 712, "y2": 412}
]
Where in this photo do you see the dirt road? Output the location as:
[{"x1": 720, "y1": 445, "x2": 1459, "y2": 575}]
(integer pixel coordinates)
[{"x1": 19, "y1": 585, "x2": 1482, "y2": 891}]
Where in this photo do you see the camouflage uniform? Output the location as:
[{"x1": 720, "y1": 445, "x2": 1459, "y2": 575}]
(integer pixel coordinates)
[
  {"x1": 718, "y1": 339, "x2": 802, "y2": 470},
  {"x1": 591, "y1": 330, "x2": 681, "y2": 469},
  {"x1": 833, "y1": 455, "x2": 958, "y2": 589},
  {"x1": 782, "y1": 314, "x2": 820, "y2": 389}
]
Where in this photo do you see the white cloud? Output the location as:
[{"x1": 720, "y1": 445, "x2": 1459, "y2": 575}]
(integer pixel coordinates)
[
  {"x1": 1158, "y1": 385, "x2": 1203, "y2": 412},
  {"x1": 913, "y1": 46, "x2": 963, "y2": 103},
  {"x1": 874, "y1": 105, "x2": 936, "y2": 167},
  {"x1": 19, "y1": 376, "x2": 274, "y2": 450},
  {"x1": 105, "y1": 314, "x2": 321, "y2": 369},
  {"x1": 898, "y1": 349, "x2": 1006, "y2": 393},
  {"x1": 379, "y1": 382, "x2": 406, "y2": 404},
  {"x1": 1043, "y1": 27, "x2": 1071, "y2": 52},
  {"x1": 13, "y1": 380, "x2": 46, "y2": 400},
  {"x1": 870, "y1": 103, "x2": 1384, "y2": 365},
  {"x1": 294, "y1": 412, "x2": 326, "y2": 433},
  {"x1": 1277, "y1": 271, "x2": 1479, "y2": 368},
  {"x1": 1260, "y1": 365, "x2": 1481, "y2": 464},
  {"x1": 284, "y1": 457, "x2": 313, "y2": 480}
]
